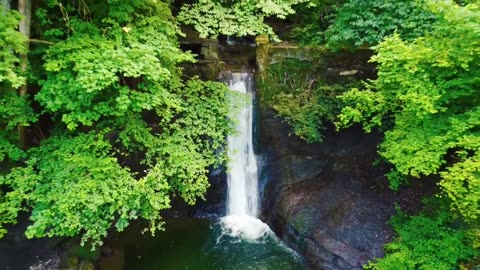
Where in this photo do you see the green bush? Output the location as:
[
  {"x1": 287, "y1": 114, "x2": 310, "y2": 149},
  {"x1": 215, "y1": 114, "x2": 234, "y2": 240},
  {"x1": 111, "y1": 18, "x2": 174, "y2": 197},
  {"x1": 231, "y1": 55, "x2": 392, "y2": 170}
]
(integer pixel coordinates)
[
  {"x1": 259, "y1": 57, "x2": 356, "y2": 142},
  {"x1": 337, "y1": 1, "x2": 480, "y2": 221},
  {"x1": 325, "y1": 0, "x2": 435, "y2": 50},
  {"x1": 366, "y1": 200, "x2": 478, "y2": 269}
]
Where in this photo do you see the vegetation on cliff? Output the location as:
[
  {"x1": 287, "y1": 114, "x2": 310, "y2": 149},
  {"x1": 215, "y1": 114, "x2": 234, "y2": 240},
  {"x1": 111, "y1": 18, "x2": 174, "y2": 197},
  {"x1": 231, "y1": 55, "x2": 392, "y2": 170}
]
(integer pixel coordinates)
[
  {"x1": 336, "y1": 2, "x2": 479, "y2": 267},
  {"x1": 258, "y1": 53, "x2": 357, "y2": 143},
  {"x1": 268, "y1": 0, "x2": 479, "y2": 268}
]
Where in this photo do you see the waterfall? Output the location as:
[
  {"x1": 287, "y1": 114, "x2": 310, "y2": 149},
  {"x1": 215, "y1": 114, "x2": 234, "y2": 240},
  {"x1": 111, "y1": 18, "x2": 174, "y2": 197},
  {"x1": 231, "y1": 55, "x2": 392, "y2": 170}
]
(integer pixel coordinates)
[
  {"x1": 226, "y1": 73, "x2": 258, "y2": 217},
  {"x1": 220, "y1": 72, "x2": 271, "y2": 242}
]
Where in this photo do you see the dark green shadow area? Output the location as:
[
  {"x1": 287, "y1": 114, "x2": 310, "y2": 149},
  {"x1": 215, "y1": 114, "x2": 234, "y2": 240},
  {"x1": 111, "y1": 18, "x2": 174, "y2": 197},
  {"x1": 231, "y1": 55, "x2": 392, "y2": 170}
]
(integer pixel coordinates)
[{"x1": 99, "y1": 217, "x2": 309, "y2": 270}]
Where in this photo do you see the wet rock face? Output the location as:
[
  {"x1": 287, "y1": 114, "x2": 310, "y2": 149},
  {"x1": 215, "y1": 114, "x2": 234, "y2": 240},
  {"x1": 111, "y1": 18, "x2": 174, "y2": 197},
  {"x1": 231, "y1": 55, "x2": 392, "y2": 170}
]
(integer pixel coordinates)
[{"x1": 260, "y1": 110, "x2": 396, "y2": 270}]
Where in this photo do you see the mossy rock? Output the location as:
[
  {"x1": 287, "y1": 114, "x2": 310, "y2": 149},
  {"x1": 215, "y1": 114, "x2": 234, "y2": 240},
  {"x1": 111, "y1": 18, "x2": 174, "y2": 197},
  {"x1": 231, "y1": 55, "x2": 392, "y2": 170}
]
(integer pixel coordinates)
[{"x1": 255, "y1": 35, "x2": 269, "y2": 45}]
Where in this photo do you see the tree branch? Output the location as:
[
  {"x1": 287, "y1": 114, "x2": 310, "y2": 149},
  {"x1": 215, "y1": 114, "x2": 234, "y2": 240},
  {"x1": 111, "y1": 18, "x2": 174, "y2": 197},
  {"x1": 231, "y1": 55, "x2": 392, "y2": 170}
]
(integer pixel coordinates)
[{"x1": 29, "y1": 38, "x2": 54, "y2": 45}]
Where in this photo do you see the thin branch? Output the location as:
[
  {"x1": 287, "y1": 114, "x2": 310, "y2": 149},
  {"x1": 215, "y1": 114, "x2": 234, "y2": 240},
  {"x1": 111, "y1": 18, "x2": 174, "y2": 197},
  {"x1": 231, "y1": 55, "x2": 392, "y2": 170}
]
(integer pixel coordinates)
[{"x1": 29, "y1": 38, "x2": 54, "y2": 45}]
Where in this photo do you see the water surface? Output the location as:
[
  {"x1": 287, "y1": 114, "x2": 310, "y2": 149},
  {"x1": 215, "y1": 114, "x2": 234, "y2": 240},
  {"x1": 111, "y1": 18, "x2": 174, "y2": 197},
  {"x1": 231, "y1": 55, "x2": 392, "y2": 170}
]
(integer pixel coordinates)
[{"x1": 99, "y1": 218, "x2": 309, "y2": 270}]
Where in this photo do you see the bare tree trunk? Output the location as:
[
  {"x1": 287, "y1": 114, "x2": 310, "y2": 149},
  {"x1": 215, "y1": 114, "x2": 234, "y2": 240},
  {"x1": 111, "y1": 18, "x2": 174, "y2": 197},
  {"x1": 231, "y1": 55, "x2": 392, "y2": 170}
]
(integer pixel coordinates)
[{"x1": 18, "y1": 0, "x2": 31, "y2": 149}]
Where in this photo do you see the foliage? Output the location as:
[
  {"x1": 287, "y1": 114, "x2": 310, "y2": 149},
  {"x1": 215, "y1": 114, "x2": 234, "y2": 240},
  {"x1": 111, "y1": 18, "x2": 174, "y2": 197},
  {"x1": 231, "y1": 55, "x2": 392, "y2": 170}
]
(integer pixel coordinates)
[
  {"x1": 0, "y1": 7, "x2": 27, "y2": 88},
  {"x1": 140, "y1": 79, "x2": 240, "y2": 204},
  {"x1": 325, "y1": 0, "x2": 436, "y2": 50},
  {"x1": 1, "y1": 79, "x2": 238, "y2": 246},
  {"x1": 1, "y1": 133, "x2": 170, "y2": 246},
  {"x1": 0, "y1": 0, "x2": 239, "y2": 246},
  {"x1": 177, "y1": 0, "x2": 309, "y2": 40},
  {"x1": 337, "y1": 1, "x2": 480, "y2": 222},
  {"x1": 36, "y1": 0, "x2": 191, "y2": 130},
  {"x1": 365, "y1": 200, "x2": 478, "y2": 270},
  {"x1": 440, "y1": 154, "x2": 480, "y2": 222},
  {"x1": 290, "y1": 0, "x2": 339, "y2": 45},
  {"x1": 259, "y1": 56, "x2": 355, "y2": 143},
  {"x1": 0, "y1": 6, "x2": 35, "y2": 163}
]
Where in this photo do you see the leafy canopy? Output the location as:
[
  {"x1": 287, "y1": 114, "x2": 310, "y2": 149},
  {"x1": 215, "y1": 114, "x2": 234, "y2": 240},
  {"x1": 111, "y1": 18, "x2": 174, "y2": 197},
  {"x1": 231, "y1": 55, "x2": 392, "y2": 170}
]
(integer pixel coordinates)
[
  {"x1": 325, "y1": 0, "x2": 436, "y2": 50},
  {"x1": 178, "y1": 0, "x2": 309, "y2": 40},
  {"x1": 289, "y1": 0, "x2": 339, "y2": 45},
  {"x1": 0, "y1": 0, "x2": 239, "y2": 246},
  {"x1": 337, "y1": 1, "x2": 480, "y2": 222}
]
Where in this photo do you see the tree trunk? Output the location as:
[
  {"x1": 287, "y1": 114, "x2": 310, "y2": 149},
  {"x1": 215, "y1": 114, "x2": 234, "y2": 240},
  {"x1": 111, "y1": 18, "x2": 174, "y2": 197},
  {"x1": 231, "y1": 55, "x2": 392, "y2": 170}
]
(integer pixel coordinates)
[{"x1": 18, "y1": 0, "x2": 31, "y2": 149}]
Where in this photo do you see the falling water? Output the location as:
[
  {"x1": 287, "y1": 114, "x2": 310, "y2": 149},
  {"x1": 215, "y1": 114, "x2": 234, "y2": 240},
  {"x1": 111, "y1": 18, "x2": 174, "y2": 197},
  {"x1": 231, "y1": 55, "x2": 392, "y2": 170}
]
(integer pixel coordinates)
[
  {"x1": 226, "y1": 73, "x2": 258, "y2": 217},
  {"x1": 220, "y1": 72, "x2": 273, "y2": 241}
]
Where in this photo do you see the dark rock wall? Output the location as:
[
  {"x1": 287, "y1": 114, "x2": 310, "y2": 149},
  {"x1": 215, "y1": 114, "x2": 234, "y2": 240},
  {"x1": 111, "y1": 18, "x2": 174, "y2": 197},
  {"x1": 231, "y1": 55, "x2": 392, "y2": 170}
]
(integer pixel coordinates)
[
  {"x1": 253, "y1": 43, "x2": 403, "y2": 270},
  {"x1": 259, "y1": 110, "x2": 396, "y2": 270}
]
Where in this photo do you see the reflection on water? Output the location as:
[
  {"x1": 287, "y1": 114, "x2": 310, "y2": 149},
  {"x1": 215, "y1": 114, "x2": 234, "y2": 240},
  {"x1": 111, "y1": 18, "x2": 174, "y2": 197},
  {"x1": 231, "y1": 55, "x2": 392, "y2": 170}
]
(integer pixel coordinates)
[{"x1": 99, "y1": 218, "x2": 309, "y2": 270}]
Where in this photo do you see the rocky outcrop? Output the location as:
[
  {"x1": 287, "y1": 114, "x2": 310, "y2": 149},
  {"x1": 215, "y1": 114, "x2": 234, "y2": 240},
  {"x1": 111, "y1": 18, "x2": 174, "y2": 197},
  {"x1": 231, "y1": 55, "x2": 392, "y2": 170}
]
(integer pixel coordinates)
[{"x1": 260, "y1": 110, "x2": 397, "y2": 270}]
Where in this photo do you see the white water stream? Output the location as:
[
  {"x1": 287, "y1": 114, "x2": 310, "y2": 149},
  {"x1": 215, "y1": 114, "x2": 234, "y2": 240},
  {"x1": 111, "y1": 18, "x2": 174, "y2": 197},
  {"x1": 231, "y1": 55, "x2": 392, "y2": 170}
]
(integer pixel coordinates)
[
  {"x1": 220, "y1": 73, "x2": 272, "y2": 242},
  {"x1": 226, "y1": 73, "x2": 259, "y2": 217}
]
